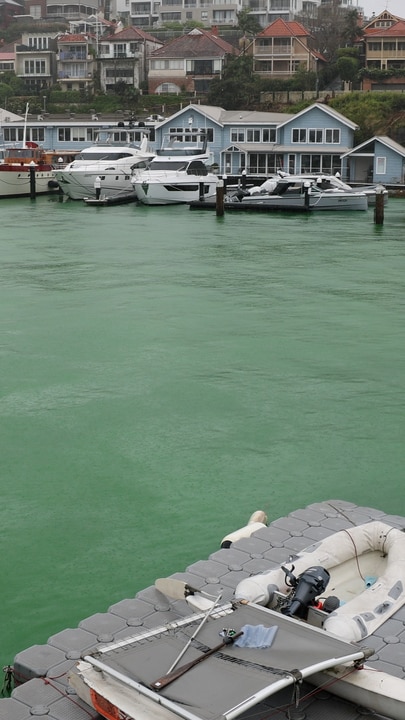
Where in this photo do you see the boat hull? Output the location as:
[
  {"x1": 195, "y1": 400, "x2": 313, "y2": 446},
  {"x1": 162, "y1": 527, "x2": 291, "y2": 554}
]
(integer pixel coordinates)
[
  {"x1": 55, "y1": 169, "x2": 135, "y2": 200},
  {"x1": 239, "y1": 192, "x2": 368, "y2": 211},
  {"x1": 133, "y1": 177, "x2": 219, "y2": 205},
  {"x1": 0, "y1": 165, "x2": 57, "y2": 198}
]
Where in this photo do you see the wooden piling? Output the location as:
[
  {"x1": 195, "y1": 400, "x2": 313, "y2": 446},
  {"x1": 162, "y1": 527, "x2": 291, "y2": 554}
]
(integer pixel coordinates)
[
  {"x1": 29, "y1": 163, "x2": 36, "y2": 199},
  {"x1": 374, "y1": 190, "x2": 385, "y2": 225},
  {"x1": 216, "y1": 179, "x2": 225, "y2": 217}
]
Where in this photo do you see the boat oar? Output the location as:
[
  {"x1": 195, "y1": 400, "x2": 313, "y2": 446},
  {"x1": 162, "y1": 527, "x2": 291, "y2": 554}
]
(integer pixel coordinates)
[
  {"x1": 165, "y1": 591, "x2": 223, "y2": 675},
  {"x1": 151, "y1": 630, "x2": 243, "y2": 691}
]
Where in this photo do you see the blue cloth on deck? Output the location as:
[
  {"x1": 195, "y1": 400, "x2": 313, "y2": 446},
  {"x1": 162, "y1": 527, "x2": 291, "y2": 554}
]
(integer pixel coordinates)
[{"x1": 233, "y1": 624, "x2": 278, "y2": 649}]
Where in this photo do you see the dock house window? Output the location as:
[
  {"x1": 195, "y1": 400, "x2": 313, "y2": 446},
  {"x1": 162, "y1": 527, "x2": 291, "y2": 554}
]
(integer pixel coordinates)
[
  {"x1": 325, "y1": 129, "x2": 340, "y2": 144},
  {"x1": 308, "y1": 129, "x2": 323, "y2": 143},
  {"x1": 248, "y1": 153, "x2": 284, "y2": 174},
  {"x1": 231, "y1": 128, "x2": 245, "y2": 142},
  {"x1": 376, "y1": 157, "x2": 386, "y2": 174},
  {"x1": 263, "y1": 128, "x2": 276, "y2": 142},
  {"x1": 247, "y1": 129, "x2": 261, "y2": 142},
  {"x1": 301, "y1": 154, "x2": 341, "y2": 174},
  {"x1": 292, "y1": 128, "x2": 306, "y2": 143},
  {"x1": 4, "y1": 128, "x2": 24, "y2": 142}
]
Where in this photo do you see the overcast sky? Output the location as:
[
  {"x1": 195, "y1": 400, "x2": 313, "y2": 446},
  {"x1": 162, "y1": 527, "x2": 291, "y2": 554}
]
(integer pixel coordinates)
[{"x1": 361, "y1": 0, "x2": 404, "y2": 19}]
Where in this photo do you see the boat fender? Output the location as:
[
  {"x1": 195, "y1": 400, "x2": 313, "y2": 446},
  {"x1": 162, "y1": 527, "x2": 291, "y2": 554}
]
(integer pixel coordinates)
[
  {"x1": 322, "y1": 596, "x2": 340, "y2": 613},
  {"x1": 221, "y1": 511, "x2": 267, "y2": 548},
  {"x1": 48, "y1": 180, "x2": 59, "y2": 189},
  {"x1": 235, "y1": 579, "x2": 279, "y2": 607}
]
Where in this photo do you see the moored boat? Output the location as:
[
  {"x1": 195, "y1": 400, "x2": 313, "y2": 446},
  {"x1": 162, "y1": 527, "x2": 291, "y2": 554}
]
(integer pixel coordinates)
[
  {"x1": 68, "y1": 516, "x2": 405, "y2": 720},
  {"x1": 131, "y1": 132, "x2": 218, "y2": 206},
  {"x1": 54, "y1": 129, "x2": 155, "y2": 200},
  {"x1": 0, "y1": 143, "x2": 57, "y2": 198},
  {"x1": 227, "y1": 177, "x2": 369, "y2": 211},
  {"x1": 4, "y1": 501, "x2": 405, "y2": 720},
  {"x1": 246, "y1": 172, "x2": 388, "y2": 206}
]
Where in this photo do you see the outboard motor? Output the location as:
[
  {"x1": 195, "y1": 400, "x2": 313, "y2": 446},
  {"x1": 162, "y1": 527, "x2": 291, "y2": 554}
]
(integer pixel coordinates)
[{"x1": 280, "y1": 565, "x2": 330, "y2": 619}]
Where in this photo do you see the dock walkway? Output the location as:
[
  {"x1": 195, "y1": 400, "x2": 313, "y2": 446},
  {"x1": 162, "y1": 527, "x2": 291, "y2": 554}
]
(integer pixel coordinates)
[{"x1": 2, "y1": 499, "x2": 404, "y2": 720}]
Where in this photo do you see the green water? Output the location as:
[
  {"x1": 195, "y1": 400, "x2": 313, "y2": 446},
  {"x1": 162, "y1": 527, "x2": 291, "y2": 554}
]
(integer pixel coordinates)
[{"x1": 1, "y1": 197, "x2": 404, "y2": 671}]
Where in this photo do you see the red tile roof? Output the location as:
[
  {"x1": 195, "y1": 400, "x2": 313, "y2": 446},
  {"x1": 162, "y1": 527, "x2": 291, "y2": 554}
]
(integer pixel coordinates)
[
  {"x1": 150, "y1": 28, "x2": 238, "y2": 59},
  {"x1": 364, "y1": 20, "x2": 405, "y2": 37},
  {"x1": 258, "y1": 18, "x2": 310, "y2": 39},
  {"x1": 102, "y1": 26, "x2": 161, "y2": 43}
]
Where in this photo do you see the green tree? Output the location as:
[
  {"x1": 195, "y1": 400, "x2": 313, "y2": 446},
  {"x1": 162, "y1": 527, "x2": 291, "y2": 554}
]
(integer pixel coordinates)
[
  {"x1": 336, "y1": 56, "x2": 359, "y2": 84},
  {"x1": 207, "y1": 54, "x2": 261, "y2": 109}
]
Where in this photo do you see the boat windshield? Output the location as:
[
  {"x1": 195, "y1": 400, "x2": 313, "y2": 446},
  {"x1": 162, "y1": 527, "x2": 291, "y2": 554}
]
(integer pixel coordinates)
[
  {"x1": 5, "y1": 148, "x2": 38, "y2": 159},
  {"x1": 76, "y1": 151, "x2": 137, "y2": 161},
  {"x1": 146, "y1": 160, "x2": 192, "y2": 171}
]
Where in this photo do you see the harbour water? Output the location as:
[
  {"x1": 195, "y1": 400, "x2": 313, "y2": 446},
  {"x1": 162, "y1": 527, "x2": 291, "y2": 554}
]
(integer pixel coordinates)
[{"x1": 1, "y1": 196, "x2": 404, "y2": 675}]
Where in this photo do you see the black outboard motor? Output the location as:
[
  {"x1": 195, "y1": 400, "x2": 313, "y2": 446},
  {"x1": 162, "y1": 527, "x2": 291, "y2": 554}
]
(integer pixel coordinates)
[{"x1": 280, "y1": 565, "x2": 330, "y2": 619}]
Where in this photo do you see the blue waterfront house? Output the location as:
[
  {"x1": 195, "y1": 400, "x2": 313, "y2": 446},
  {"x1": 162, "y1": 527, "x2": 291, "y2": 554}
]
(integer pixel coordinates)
[{"x1": 154, "y1": 102, "x2": 358, "y2": 178}]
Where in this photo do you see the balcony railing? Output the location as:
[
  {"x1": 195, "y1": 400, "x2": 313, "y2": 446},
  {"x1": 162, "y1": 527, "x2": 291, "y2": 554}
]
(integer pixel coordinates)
[{"x1": 58, "y1": 51, "x2": 88, "y2": 60}]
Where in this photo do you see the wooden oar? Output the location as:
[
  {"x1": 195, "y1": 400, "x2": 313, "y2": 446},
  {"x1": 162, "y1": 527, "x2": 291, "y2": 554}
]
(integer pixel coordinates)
[
  {"x1": 151, "y1": 630, "x2": 243, "y2": 691},
  {"x1": 165, "y1": 591, "x2": 222, "y2": 675}
]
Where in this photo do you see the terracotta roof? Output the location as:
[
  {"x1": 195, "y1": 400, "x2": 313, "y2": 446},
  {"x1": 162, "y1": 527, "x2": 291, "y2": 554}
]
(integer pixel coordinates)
[
  {"x1": 258, "y1": 18, "x2": 310, "y2": 38},
  {"x1": 102, "y1": 26, "x2": 161, "y2": 43},
  {"x1": 364, "y1": 20, "x2": 405, "y2": 37},
  {"x1": 150, "y1": 28, "x2": 238, "y2": 59}
]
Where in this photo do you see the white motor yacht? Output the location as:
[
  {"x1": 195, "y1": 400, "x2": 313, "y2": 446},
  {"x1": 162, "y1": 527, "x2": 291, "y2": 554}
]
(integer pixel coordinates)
[
  {"x1": 54, "y1": 128, "x2": 155, "y2": 200},
  {"x1": 131, "y1": 132, "x2": 218, "y2": 205}
]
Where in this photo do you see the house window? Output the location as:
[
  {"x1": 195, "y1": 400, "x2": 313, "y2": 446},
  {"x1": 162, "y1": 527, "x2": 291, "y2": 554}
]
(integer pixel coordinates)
[
  {"x1": 376, "y1": 157, "x2": 386, "y2": 174},
  {"x1": 301, "y1": 154, "x2": 340, "y2": 174},
  {"x1": 308, "y1": 129, "x2": 323, "y2": 143},
  {"x1": 30, "y1": 128, "x2": 45, "y2": 142},
  {"x1": 263, "y1": 128, "x2": 276, "y2": 142},
  {"x1": 114, "y1": 44, "x2": 127, "y2": 58},
  {"x1": 58, "y1": 128, "x2": 71, "y2": 141},
  {"x1": 24, "y1": 60, "x2": 46, "y2": 75},
  {"x1": 28, "y1": 36, "x2": 48, "y2": 50},
  {"x1": 168, "y1": 126, "x2": 212, "y2": 142},
  {"x1": 247, "y1": 129, "x2": 261, "y2": 142},
  {"x1": 231, "y1": 128, "x2": 245, "y2": 142},
  {"x1": 325, "y1": 129, "x2": 340, "y2": 144},
  {"x1": 248, "y1": 153, "x2": 283, "y2": 174},
  {"x1": 4, "y1": 128, "x2": 24, "y2": 142},
  {"x1": 292, "y1": 128, "x2": 306, "y2": 143}
]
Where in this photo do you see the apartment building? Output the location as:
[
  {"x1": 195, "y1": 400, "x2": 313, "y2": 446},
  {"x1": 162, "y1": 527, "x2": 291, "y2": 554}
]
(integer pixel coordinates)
[{"x1": 98, "y1": 25, "x2": 162, "y2": 91}]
